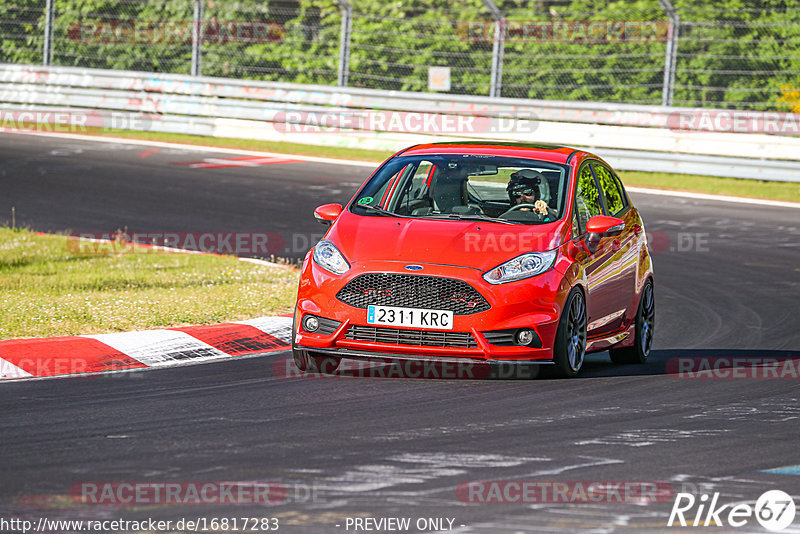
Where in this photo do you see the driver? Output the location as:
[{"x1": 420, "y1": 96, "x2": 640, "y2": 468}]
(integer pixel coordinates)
[{"x1": 506, "y1": 169, "x2": 556, "y2": 219}]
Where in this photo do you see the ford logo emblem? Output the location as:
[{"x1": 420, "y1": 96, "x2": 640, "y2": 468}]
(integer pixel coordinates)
[{"x1": 404, "y1": 264, "x2": 424, "y2": 271}]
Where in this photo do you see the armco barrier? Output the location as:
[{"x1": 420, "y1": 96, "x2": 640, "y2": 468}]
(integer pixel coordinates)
[{"x1": 2, "y1": 64, "x2": 800, "y2": 182}]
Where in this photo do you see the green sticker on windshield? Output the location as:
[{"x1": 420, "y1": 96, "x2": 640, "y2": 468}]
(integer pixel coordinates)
[{"x1": 357, "y1": 197, "x2": 374, "y2": 205}]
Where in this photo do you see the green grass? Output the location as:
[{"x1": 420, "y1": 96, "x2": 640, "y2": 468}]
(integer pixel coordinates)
[
  {"x1": 618, "y1": 170, "x2": 800, "y2": 203},
  {"x1": 0, "y1": 228, "x2": 300, "y2": 340},
  {"x1": 80, "y1": 128, "x2": 800, "y2": 203}
]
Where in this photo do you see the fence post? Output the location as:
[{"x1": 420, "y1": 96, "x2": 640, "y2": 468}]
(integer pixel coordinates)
[
  {"x1": 481, "y1": 0, "x2": 505, "y2": 98},
  {"x1": 658, "y1": 0, "x2": 679, "y2": 106},
  {"x1": 42, "y1": 0, "x2": 55, "y2": 66},
  {"x1": 191, "y1": 0, "x2": 204, "y2": 76},
  {"x1": 336, "y1": 0, "x2": 352, "y2": 87}
]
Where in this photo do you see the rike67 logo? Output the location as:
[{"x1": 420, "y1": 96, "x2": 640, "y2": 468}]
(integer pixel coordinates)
[{"x1": 668, "y1": 490, "x2": 796, "y2": 531}]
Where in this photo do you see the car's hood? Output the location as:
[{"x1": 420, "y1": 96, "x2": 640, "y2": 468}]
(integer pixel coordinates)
[{"x1": 326, "y1": 212, "x2": 568, "y2": 272}]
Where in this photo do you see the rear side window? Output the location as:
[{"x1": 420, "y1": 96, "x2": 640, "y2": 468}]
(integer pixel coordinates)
[
  {"x1": 592, "y1": 163, "x2": 629, "y2": 216},
  {"x1": 574, "y1": 163, "x2": 602, "y2": 233}
]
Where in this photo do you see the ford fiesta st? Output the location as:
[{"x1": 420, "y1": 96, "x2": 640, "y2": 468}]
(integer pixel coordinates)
[{"x1": 292, "y1": 142, "x2": 654, "y2": 378}]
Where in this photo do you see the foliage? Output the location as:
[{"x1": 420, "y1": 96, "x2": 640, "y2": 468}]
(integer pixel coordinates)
[{"x1": 2, "y1": 0, "x2": 799, "y2": 109}]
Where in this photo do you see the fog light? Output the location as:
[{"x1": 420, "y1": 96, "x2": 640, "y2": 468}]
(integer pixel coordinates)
[
  {"x1": 516, "y1": 329, "x2": 535, "y2": 346},
  {"x1": 303, "y1": 315, "x2": 320, "y2": 333}
]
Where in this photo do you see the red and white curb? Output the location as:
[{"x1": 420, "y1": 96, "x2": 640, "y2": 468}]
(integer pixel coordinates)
[{"x1": 0, "y1": 316, "x2": 292, "y2": 381}]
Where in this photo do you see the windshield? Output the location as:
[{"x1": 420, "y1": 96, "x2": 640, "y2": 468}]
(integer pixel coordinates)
[{"x1": 350, "y1": 155, "x2": 570, "y2": 224}]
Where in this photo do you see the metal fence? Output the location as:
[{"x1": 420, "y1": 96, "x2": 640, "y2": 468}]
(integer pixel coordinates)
[{"x1": 1, "y1": 0, "x2": 800, "y2": 111}]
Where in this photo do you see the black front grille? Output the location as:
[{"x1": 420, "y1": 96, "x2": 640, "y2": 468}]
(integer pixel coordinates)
[
  {"x1": 336, "y1": 274, "x2": 490, "y2": 315},
  {"x1": 345, "y1": 325, "x2": 478, "y2": 348},
  {"x1": 482, "y1": 330, "x2": 517, "y2": 346}
]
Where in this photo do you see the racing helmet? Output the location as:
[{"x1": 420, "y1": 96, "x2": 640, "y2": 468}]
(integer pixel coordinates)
[{"x1": 506, "y1": 169, "x2": 551, "y2": 205}]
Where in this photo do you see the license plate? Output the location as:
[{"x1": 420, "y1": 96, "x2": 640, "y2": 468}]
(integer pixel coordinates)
[{"x1": 367, "y1": 305, "x2": 454, "y2": 330}]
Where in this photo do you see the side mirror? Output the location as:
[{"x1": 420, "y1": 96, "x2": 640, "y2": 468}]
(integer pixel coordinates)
[
  {"x1": 314, "y1": 203, "x2": 343, "y2": 226},
  {"x1": 585, "y1": 215, "x2": 625, "y2": 252}
]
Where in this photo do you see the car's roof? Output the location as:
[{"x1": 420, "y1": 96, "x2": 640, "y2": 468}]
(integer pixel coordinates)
[{"x1": 399, "y1": 141, "x2": 581, "y2": 164}]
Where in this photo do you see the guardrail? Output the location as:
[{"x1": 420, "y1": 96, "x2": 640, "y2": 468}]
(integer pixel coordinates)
[{"x1": 2, "y1": 64, "x2": 800, "y2": 182}]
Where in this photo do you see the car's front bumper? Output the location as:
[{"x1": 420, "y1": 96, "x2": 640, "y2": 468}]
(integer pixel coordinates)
[{"x1": 294, "y1": 258, "x2": 572, "y2": 363}]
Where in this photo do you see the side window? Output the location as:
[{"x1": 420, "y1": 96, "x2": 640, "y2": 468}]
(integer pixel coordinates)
[
  {"x1": 592, "y1": 163, "x2": 629, "y2": 216},
  {"x1": 574, "y1": 164, "x2": 602, "y2": 234},
  {"x1": 409, "y1": 162, "x2": 435, "y2": 200},
  {"x1": 390, "y1": 161, "x2": 434, "y2": 213},
  {"x1": 378, "y1": 165, "x2": 408, "y2": 207}
]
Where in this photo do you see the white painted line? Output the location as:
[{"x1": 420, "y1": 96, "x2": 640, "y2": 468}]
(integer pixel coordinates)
[
  {"x1": 4, "y1": 130, "x2": 380, "y2": 168},
  {"x1": 0, "y1": 357, "x2": 33, "y2": 379},
  {"x1": 236, "y1": 316, "x2": 293, "y2": 343},
  {"x1": 70, "y1": 235, "x2": 206, "y2": 255},
  {"x1": 187, "y1": 157, "x2": 294, "y2": 168},
  {"x1": 238, "y1": 257, "x2": 286, "y2": 268},
  {"x1": 8, "y1": 130, "x2": 797, "y2": 207},
  {"x1": 83, "y1": 329, "x2": 229, "y2": 367},
  {"x1": 191, "y1": 159, "x2": 263, "y2": 168},
  {"x1": 627, "y1": 186, "x2": 800, "y2": 209}
]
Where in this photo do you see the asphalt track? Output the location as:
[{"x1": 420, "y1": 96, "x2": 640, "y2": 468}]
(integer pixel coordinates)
[{"x1": 1, "y1": 132, "x2": 800, "y2": 533}]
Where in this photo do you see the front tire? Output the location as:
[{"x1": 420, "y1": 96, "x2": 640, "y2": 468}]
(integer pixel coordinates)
[
  {"x1": 609, "y1": 280, "x2": 654, "y2": 365},
  {"x1": 292, "y1": 311, "x2": 341, "y2": 374},
  {"x1": 551, "y1": 288, "x2": 587, "y2": 378}
]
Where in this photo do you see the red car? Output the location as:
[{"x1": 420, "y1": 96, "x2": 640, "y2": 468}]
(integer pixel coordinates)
[{"x1": 292, "y1": 142, "x2": 654, "y2": 378}]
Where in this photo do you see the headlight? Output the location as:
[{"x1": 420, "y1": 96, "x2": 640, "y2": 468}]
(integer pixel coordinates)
[
  {"x1": 483, "y1": 250, "x2": 557, "y2": 284},
  {"x1": 313, "y1": 240, "x2": 350, "y2": 275}
]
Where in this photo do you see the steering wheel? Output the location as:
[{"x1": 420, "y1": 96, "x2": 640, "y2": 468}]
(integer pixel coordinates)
[{"x1": 499, "y1": 203, "x2": 545, "y2": 219}]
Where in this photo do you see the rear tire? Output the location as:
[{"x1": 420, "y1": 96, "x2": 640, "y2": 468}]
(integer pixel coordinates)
[
  {"x1": 550, "y1": 288, "x2": 587, "y2": 378},
  {"x1": 609, "y1": 280, "x2": 654, "y2": 365}
]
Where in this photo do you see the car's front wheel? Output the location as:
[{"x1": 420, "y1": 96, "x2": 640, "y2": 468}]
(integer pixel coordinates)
[
  {"x1": 551, "y1": 288, "x2": 587, "y2": 378},
  {"x1": 292, "y1": 348, "x2": 341, "y2": 375},
  {"x1": 609, "y1": 280, "x2": 654, "y2": 364}
]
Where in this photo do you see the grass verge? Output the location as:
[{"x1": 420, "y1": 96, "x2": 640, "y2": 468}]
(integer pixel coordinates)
[
  {"x1": 0, "y1": 228, "x2": 299, "y2": 340},
  {"x1": 74, "y1": 128, "x2": 799, "y2": 203},
  {"x1": 620, "y1": 170, "x2": 800, "y2": 203}
]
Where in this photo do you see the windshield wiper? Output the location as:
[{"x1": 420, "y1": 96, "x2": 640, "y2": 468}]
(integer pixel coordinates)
[
  {"x1": 423, "y1": 213, "x2": 519, "y2": 225},
  {"x1": 356, "y1": 204, "x2": 413, "y2": 218}
]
